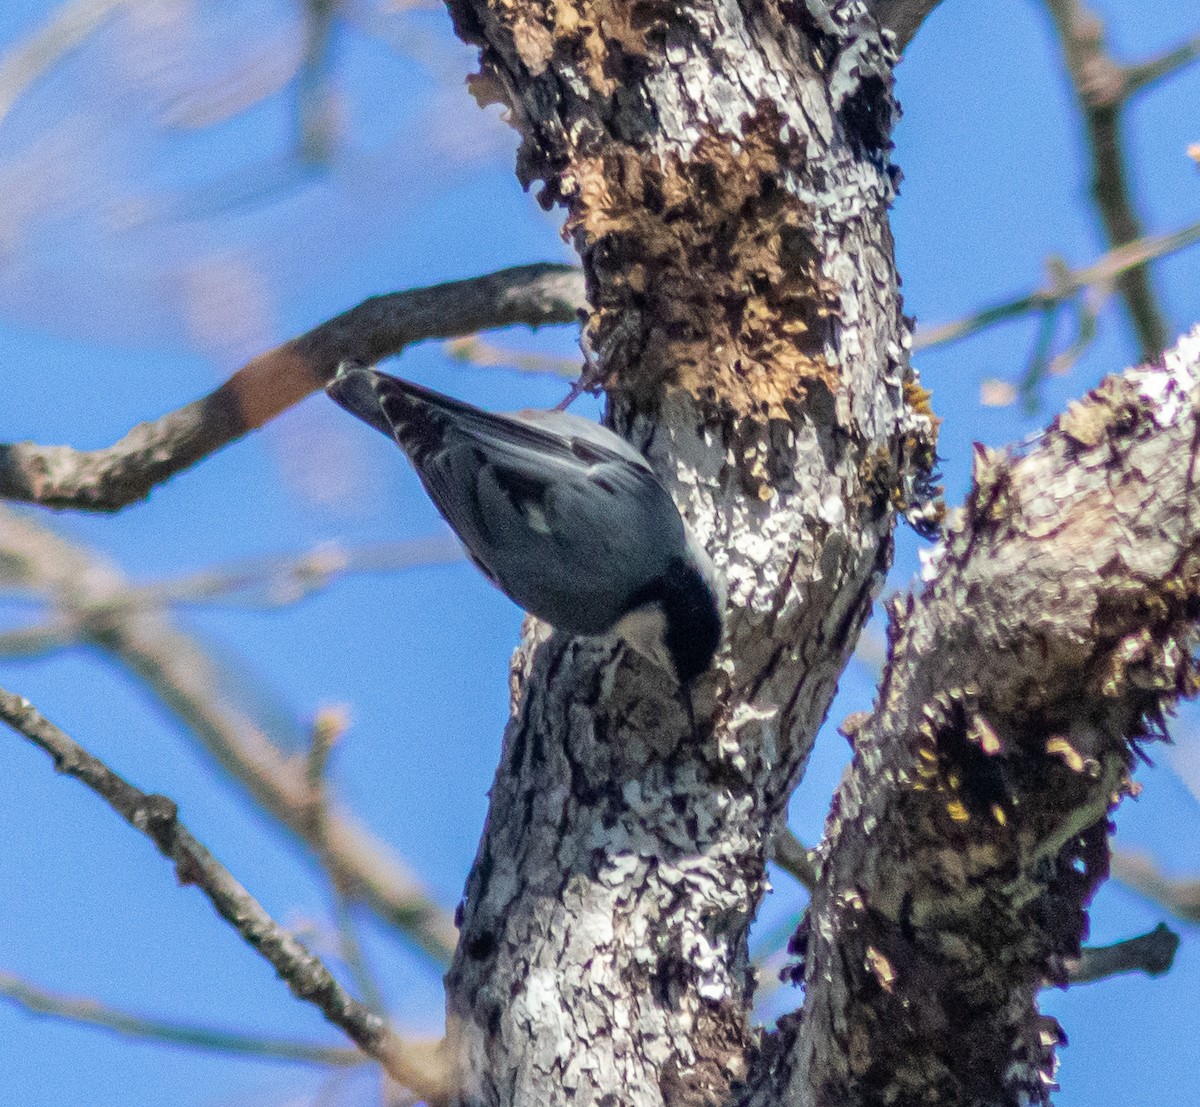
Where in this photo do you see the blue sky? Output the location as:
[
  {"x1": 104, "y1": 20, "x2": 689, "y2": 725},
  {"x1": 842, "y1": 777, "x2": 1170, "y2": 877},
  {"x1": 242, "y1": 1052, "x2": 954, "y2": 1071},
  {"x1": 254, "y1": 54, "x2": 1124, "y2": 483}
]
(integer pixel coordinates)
[{"x1": 1, "y1": 2, "x2": 1198, "y2": 1104}]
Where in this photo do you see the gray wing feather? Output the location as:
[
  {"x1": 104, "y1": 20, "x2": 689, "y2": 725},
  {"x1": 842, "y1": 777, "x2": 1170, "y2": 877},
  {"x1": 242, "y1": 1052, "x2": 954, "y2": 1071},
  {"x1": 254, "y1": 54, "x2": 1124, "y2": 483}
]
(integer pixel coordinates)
[{"x1": 327, "y1": 367, "x2": 686, "y2": 634}]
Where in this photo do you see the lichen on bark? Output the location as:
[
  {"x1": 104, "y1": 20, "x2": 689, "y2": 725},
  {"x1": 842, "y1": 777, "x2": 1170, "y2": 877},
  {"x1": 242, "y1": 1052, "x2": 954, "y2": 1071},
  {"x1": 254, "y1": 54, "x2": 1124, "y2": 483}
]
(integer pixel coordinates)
[{"x1": 441, "y1": 2, "x2": 932, "y2": 1105}]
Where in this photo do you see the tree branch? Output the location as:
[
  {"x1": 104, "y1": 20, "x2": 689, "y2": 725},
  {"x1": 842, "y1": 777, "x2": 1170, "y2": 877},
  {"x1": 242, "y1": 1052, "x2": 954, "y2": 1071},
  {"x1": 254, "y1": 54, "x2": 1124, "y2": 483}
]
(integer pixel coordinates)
[
  {"x1": 1111, "y1": 848, "x2": 1200, "y2": 922},
  {"x1": 0, "y1": 263, "x2": 586, "y2": 511},
  {"x1": 913, "y1": 220, "x2": 1200, "y2": 352},
  {"x1": 0, "y1": 969, "x2": 365, "y2": 1068},
  {"x1": 1043, "y1": 0, "x2": 1173, "y2": 359},
  {"x1": 871, "y1": 1, "x2": 943, "y2": 51},
  {"x1": 0, "y1": 0, "x2": 129, "y2": 128},
  {"x1": 117, "y1": 536, "x2": 464, "y2": 610},
  {"x1": 1064, "y1": 923, "x2": 1179, "y2": 985},
  {"x1": 772, "y1": 827, "x2": 817, "y2": 892},
  {"x1": 1123, "y1": 31, "x2": 1200, "y2": 97},
  {"x1": 0, "y1": 504, "x2": 459, "y2": 962},
  {"x1": 0, "y1": 687, "x2": 449, "y2": 1104},
  {"x1": 444, "y1": 335, "x2": 580, "y2": 380},
  {"x1": 751, "y1": 327, "x2": 1200, "y2": 1105}
]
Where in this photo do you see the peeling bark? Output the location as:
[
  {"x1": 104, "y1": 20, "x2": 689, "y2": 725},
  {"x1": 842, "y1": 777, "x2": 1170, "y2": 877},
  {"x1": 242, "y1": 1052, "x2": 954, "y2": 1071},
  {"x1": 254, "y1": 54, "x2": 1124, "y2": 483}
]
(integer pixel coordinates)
[
  {"x1": 441, "y1": 2, "x2": 934, "y2": 1105},
  {"x1": 752, "y1": 330, "x2": 1200, "y2": 1107}
]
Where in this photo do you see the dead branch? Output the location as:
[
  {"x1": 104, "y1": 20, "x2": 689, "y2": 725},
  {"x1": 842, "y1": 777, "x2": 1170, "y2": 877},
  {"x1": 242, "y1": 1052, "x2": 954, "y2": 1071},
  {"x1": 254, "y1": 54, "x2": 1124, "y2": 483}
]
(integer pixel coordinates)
[
  {"x1": 772, "y1": 827, "x2": 817, "y2": 892},
  {"x1": 1111, "y1": 848, "x2": 1200, "y2": 922},
  {"x1": 0, "y1": 0, "x2": 128, "y2": 127},
  {"x1": 1042, "y1": 0, "x2": 1199, "y2": 359},
  {"x1": 750, "y1": 328, "x2": 1200, "y2": 1106},
  {"x1": 0, "y1": 687, "x2": 450, "y2": 1104},
  {"x1": 0, "y1": 504, "x2": 459, "y2": 962},
  {"x1": 119, "y1": 536, "x2": 464, "y2": 610},
  {"x1": 1064, "y1": 923, "x2": 1179, "y2": 985},
  {"x1": 913, "y1": 220, "x2": 1200, "y2": 352},
  {"x1": 0, "y1": 263, "x2": 585, "y2": 511},
  {"x1": 1123, "y1": 31, "x2": 1200, "y2": 95},
  {"x1": 871, "y1": 1, "x2": 944, "y2": 50},
  {"x1": 0, "y1": 968, "x2": 365, "y2": 1067}
]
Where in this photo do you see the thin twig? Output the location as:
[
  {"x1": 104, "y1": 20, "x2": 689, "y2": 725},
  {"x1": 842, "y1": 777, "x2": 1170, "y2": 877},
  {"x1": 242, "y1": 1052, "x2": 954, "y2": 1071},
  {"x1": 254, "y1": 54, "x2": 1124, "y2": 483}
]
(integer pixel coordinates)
[
  {"x1": 0, "y1": 263, "x2": 586, "y2": 511},
  {"x1": 0, "y1": 622, "x2": 73, "y2": 657},
  {"x1": 305, "y1": 707, "x2": 390, "y2": 1018},
  {"x1": 870, "y1": 0, "x2": 943, "y2": 51},
  {"x1": 1063, "y1": 923, "x2": 1180, "y2": 985},
  {"x1": 296, "y1": 0, "x2": 340, "y2": 167},
  {"x1": 0, "y1": 504, "x2": 460, "y2": 963},
  {"x1": 913, "y1": 220, "x2": 1200, "y2": 352},
  {"x1": 0, "y1": 537, "x2": 465, "y2": 615},
  {"x1": 444, "y1": 335, "x2": 580, "y2": 379},
  {"x1": 771, "y1": 827, "x2": 816, "y2": 892},
  {"x1": 1043, "y1": 0, "x2": 1173, "y2": 358},
  {"x1": 0, "y1": 0, "x2": 129, "y2": 128},
  {"x1": 0, "y1": 687, "x2": 450, "y2": 1104},
  {"x1": 0, "y1": 969, "x2": 365, "y2": 1067},
  {"x1": 1111, "y1": 849, "x2": 1200, "y2": 923},
  {"x1": 1123, "y1": 32, "x2": 1200, "y2": 98},
  {"x1": 129, "y1": 537, "x2": 465, "y2": 609}
]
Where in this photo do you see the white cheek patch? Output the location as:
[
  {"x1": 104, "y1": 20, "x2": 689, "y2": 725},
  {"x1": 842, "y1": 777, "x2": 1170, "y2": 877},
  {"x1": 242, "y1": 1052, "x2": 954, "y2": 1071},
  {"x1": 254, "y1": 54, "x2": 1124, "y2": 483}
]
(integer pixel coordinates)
[{"x1": 612, "y1": 604, "x2": 671, "y2": 671}]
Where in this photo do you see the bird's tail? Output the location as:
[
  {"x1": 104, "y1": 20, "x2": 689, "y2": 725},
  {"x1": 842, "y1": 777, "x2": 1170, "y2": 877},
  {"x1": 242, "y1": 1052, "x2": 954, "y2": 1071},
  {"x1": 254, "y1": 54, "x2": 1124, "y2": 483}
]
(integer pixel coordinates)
[
  {"x1": 326, "y1": 364, "x2": 469, "y2": 465},
  {"x1": 325, "y1": 364, "x2": 397, "y2": 439}
]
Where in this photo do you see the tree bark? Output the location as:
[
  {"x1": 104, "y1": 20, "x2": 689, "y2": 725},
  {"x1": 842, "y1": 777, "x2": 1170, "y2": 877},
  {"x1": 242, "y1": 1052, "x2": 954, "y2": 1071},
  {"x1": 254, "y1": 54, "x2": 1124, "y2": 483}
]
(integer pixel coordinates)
[
  {"x1": 751, "y1": 329, "x2": 1200, "y2": 1106},
  {"x1": 440, "y1": 2, "x2": 935, "y2": 1105}
]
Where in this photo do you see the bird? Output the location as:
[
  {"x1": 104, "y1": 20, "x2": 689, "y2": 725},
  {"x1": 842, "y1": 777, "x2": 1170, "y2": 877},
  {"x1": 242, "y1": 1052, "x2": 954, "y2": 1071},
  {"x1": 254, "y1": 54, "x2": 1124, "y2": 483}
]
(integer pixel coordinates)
[{"x1": 326, "y1": 363, "x2": 723, "y2": 684}]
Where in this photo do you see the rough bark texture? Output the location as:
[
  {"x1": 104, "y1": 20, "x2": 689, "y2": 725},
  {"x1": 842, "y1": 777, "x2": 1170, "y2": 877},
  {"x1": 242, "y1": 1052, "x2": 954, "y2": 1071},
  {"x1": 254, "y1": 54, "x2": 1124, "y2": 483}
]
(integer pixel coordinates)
[
  {"x1": 751, "y1": 330, "x2": 1200, "y2": 1107},
  {"x1": 441, "y1": 3, "x2": 935, "y2": 1105}
]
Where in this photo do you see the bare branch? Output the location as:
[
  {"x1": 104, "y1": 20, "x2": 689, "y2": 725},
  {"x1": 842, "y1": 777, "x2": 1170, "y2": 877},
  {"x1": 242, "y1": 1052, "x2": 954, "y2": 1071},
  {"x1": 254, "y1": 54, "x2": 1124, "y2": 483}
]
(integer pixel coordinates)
[
  {"x1": 913, "y1": 220, "x2": 1200, "y2": 352},
  {"x1": 295, "y1": 0, "x2": 340, "y2": 167},
  {"x1": 1123, "y1": 32, "x2": 1200, "y2": 98},
  {"x1": 0, "y1": 0, "x2": 128, "y2": 127},
  {"x1": 0, "y1": 504, "x2": 459, "y2": 962},
  {"x1": 1064, "y1": 923, "x2": 1180, "y2": 985},
  {"x1": 1043, "y1": 0, "x2": 1171, "y2": 358},
  {"x1": 0, "y1": 622, "x2": 73, "y2": 657},
  {"x1": 1111, "y1": 849, "x2": 1200, "y2": 922},
  {"x1": 0, "y1": 968, "x2": 365, "y2": 1067},
  {"x1": 444, "y1": 335, "x2": 580, "y2": 380},
  {"x1": 305, "y1": 706, "x2": 390, "y2": 1018},
  {"x1": 127, "y1": 537, "x2": 465, "y2": 609},
  {"x1": 1, "y1": 537, "x2": 465, "y2": 614},
  {"x1": 771, "y1": 827, "x2": 817, "y2": 892},
  {"x1": 0, "y1": 687, "x2": 450, "y2": 1104},
  {"x1": 0, "y1": 264, "x2": 586, "y2": 511}
]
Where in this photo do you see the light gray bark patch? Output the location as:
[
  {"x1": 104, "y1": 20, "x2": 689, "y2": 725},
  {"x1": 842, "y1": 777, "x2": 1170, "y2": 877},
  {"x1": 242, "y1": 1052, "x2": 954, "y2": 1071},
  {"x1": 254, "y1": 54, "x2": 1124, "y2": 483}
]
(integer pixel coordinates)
[{"x1": 442, "y1": 3, "x2": 926, "y2": 1104}]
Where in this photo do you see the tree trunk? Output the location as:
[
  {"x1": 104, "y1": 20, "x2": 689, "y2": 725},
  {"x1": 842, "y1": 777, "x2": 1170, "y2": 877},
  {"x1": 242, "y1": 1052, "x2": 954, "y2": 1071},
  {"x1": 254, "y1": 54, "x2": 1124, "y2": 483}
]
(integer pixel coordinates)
[
  {"x1": 441, "y1": 3, "x2": 933, "y2": 1104},
  {"x1": 438, "y1": 3, "x2": 1198, "y2": 1106}
]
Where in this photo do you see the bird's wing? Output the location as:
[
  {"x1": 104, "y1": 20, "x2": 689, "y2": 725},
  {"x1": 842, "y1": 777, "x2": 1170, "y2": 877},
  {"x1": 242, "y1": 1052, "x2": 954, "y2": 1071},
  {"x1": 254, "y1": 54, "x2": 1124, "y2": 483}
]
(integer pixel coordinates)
[
  {"x1": 364, "y1": 373, "x2": 649, "y2": 472},
  {"x1": 328, "y1": 368, "x2": 682, "y2": 631},
  {"x1": 328, "y1": 366, "x2": 721, "y2": 676}
]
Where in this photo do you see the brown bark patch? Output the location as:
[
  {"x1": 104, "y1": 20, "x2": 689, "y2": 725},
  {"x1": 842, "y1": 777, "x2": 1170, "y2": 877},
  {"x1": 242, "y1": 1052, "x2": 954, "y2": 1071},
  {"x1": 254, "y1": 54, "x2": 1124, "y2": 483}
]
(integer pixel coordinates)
[{"x1": 567, "y1": 106, "x2": 839, "y2": 415}]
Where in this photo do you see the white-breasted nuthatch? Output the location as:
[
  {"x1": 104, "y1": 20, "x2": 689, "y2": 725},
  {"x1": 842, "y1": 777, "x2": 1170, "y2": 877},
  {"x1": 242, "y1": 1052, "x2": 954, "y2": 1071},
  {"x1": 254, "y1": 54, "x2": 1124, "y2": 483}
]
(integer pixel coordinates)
[{"x1": 327, "y1": 364, "x2": 723, "y2": 684}]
